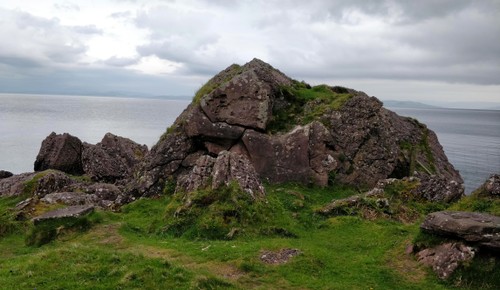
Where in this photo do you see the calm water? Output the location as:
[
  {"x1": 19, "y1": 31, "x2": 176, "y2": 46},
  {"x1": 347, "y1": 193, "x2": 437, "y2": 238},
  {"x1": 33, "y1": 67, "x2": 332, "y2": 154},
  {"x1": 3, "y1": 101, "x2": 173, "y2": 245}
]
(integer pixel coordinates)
[
  {"x1": 0, "y1": 94, "x2": 190, "y2": 173},
  {"x1": 388, "y1": 107, "x2": 500, "y2": 193},
  {"x1": 1, "y1": 94, "x2": 498, "y2": 193}
]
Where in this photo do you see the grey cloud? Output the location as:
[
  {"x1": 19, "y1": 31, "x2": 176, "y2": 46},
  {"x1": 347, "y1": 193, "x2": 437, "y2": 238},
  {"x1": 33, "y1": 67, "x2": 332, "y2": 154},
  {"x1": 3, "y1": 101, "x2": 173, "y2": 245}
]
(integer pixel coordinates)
[
  {"x1": 70, "y1": 25, "x2": 103, "y2": 35},
  {"x1": 102, "y1": 56, "x2": 140, "y2": 67},
  {"x1": 110, "y1": 11, "x2": 132, "y2": 18},
  {"x1": 0, "y1": 65, "x2": 197, "y2": 97},
  {"x1": 0, "y1": 55, "x2": 42, "y2": 68},
  {"x1": 53, "y1": 2, "x2": 80, "y2": 12}
]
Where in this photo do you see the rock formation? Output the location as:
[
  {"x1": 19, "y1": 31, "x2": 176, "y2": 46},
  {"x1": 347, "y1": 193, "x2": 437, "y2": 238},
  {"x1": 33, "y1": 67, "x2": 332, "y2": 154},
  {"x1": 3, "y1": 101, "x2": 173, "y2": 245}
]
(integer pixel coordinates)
[
  {"x1": 416, "y1": 242, "x2": 475, "y2": 280},
  {"x1": 34, "y1": 132, "x2": 84, "y2": 175},
  {"x1": 130, "y1": 58, "x2": 462, "y2": 200},
  {"x1": 0, "y1": 170, "x2": 13, "y2": 179},
  {"x1": 1, "y1": 59, "x2": 464, "y2": 219},
  {"x1": 421, "y1": 211, "x2": 500, "y2": 250}
]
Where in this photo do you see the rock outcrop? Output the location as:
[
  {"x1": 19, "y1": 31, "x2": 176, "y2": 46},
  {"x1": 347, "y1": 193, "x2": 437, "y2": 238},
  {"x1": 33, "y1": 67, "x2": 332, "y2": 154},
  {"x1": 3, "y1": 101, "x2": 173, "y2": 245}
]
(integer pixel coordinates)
[
  {"x1": 82, "y1": 133, "x2": 148, "y2": 182},
  {"x1": 421, "y1": 211, "x2": 500, "y2": 250},
  {"x1": 32, "y1": 205, "x2": 94, "y2": 225},
  {"x1": 0, "y1": 170, "x2": 13, "y2": 179},
  {"x1": 131, "y1": 58, "x2": 462, "y2": 199},
  {"x1": 34, "y1": 132, "x2": 83, "y2": 175},
  {"x1": 416, "y1": 242, "x2": 476, "y2": 280},
  {"x1": 474, "y1": 173, "x2": 500, "y2": 197}
]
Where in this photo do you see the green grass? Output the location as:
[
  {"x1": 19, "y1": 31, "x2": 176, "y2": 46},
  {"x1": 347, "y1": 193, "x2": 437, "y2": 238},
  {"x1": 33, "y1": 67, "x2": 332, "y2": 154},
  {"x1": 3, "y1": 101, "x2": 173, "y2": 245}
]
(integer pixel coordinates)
[
  {"x1": 0, "y1": 183, "x2": 497, "y2": 289},
  {"x1": 268, "y1": 82, "x2": 353, "y2": 132}
]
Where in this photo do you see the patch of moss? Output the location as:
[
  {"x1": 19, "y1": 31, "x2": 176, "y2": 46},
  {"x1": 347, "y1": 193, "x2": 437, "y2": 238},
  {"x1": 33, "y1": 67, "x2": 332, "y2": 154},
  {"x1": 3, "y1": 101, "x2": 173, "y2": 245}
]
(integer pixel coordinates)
[
  {"x1": 0, "y1": 196, "x2": 26, "y2": 237},
  {"x1": 25, "y1": 212, "x2": 102, "y2": 247},
  {"x1": 448, "y1": 190, "x2": 500, "y2": 216},
  {"x1": 268, "y1": 82, "x2": 353, "y2": 132},
  {"x1": 192, "y1": 64, "x2": 242, "y2": 105}
]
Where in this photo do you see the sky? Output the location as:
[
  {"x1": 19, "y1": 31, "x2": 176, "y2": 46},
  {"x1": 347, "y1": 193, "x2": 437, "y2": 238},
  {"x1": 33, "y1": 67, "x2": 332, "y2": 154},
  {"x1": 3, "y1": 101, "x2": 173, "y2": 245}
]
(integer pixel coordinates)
[{"x1": 0, "y1": 0, "x2": 499, "y2": 106}]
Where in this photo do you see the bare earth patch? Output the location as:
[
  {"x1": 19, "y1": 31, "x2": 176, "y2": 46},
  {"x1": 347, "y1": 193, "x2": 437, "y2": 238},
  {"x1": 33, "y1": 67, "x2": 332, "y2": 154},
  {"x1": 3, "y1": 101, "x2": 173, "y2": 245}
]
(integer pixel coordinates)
[{"x1": 260, "y1": 248, "x2": 301, "y2": 264}]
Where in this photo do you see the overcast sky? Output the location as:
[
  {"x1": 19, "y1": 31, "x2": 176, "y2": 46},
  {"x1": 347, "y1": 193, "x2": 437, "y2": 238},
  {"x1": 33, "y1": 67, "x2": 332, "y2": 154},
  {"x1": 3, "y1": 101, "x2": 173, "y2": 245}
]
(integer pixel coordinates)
[{"x1": 0, "y1": 0, "x2": 499, "y2": 104}]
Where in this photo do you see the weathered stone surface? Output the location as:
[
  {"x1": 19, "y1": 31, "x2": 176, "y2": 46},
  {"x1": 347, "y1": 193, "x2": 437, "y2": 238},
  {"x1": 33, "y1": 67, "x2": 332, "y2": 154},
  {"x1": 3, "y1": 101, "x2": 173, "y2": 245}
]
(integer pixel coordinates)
[
  {"x1": 200, "y1": 58, "x2": 293, "y2": 130},
  {"x1": 484, "y1": 174, "x2": 500, "y2": 196},
  {"x1": 34, "y1": 132, "x2": 83, "y2": 175},
  {"x1": 131, "y1": 131, "x2": 194, "y2": 197},
  {"x1": 416, "y1": 242, "x2": 475, "y2": 280},
  {"x1": 32, "y1": 170, "x2": 73, "y2": 198},
  {"x1": 0, "y1": 170, "x2": 13, "y2": 179},
  {"x1": 260, "y1": 248, "x2": 301, "y2": 265},
  {"x1": 184, "y1": 106, "x2": 245, "y2": 140},
  {"x1": 82, "y1": 133, "x2": 147, "y2": 182},
  {"x1": 475, "y1": 174, "x2": 500, "y2": 197},
  {"x1": 32, "y1": 205, "x2": 94, "y2": 224},
  {"x1": 176, "y1": 151, "x2": 265, "y2": 199},
  {"x1": 0, "y1": 173, "x2": 35, "y2": 197},
  {"x1": 212, "y1": 151, "x2": 265, "y2": 199},
  {"x1": 176, "y1": 155, "x2": 216, "y2": 193},
  {"x1": 327, "y1": 96, "x2": 462, "y2": 188},
  {"x1": 375, "y1": 175, "x2": 464, "y2": 203},
  {"x1": 243, "y1": 122, "x2": 336, "y2": 186},
  {"x1": 421, "y1": 211, "x2": 500, "y2": 249},
  {"x1": 308, "y1": 121, "x2": 337, "y2": 186},
  {"x1": 243, "y1": 127, "x2": 310, "y2": 184},
  {"x1": 412, "y1": 173, "x2": 464, "y2": 203},
  {"x1": 317, "y1": 188, "x2": 385, "y2": 216},
  {"x1": 40, "y1": 191, "x2": 97, "y2": 206}
]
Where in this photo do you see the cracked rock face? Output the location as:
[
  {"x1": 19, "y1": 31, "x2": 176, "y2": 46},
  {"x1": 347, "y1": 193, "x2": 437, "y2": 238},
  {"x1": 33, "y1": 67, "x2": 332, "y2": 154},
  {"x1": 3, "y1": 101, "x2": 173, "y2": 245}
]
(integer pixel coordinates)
[
  {"x1": 131, "y1": 58, "x2": 462, "y2": 199},
  {"x1": 34, "y1": 132, "x2": 83, "y2": 175},
  {"x1": 416, "y1": 242, "x2": 475, "y2": 280}
]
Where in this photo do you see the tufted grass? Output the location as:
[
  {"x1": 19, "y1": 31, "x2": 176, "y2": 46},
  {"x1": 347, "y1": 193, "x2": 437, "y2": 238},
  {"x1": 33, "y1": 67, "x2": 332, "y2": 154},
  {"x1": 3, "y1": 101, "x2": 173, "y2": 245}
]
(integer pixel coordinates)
[{"x1": 0, "y1": 183, "x2": 497, "y2": 289}]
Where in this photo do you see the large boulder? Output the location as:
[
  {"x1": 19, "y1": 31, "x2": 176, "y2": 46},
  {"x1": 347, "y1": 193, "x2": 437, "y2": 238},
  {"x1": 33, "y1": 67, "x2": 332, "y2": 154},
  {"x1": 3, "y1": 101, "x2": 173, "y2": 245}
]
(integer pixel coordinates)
[
  {"x1": 0, "y1": 170, "x2": 13, "y2": 179},
  {"x1": 34, "y1": 132, "x2": 83, "y2": 175},
  {"x1": 82, "y1": 133, "x2": 147, "y2": 182},
  {"x1": 421, "y1": 211, "x2": 500, "y2": 250},
  {"x1": 200, "y1": 58, "x2": 293, "y2": 130},
  {"x1": 130, "y1": 58, "x2": 462, "y2": 199}
]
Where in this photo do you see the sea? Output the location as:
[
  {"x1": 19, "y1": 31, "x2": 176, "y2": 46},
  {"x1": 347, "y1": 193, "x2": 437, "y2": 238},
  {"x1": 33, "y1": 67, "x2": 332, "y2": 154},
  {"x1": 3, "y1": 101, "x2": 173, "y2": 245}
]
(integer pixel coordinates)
[{"x1": 1, "y1": 94, "x2": 499, "y2": 193}]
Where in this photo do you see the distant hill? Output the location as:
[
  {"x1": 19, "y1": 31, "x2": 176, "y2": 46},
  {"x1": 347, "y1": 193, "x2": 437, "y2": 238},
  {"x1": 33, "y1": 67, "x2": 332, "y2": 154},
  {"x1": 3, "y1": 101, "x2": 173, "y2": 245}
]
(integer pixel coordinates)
[{"x1": 383, "y1": 100, "x2": 440, "y2": 109}]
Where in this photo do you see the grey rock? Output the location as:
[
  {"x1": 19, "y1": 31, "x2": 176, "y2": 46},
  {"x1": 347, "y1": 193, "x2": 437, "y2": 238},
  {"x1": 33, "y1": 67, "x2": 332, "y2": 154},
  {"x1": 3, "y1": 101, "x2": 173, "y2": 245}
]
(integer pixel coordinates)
[
  {"x1": 212, "y1": 151, "x2": 265, "y2": 199},
  {"x1": 243, "y1": 122, "x2": 336, "y2": 186},
  {"x1": 0, "y1": 170, "x2": 13, "y2": 179},
  {"x1": 0, "y1": 173, "x2": 35, "y2": 197},
  {"x1": 176, "y1": 151, "x2": 265, "y2": 199},
  {"x1": 421, "y1": 211, "x2": 500, "y2": 250},
  {"x1": 32, "y1": 205, "x2": 94, "y2": 224},
  {"x1": 416, "y1": 242, "x2": 475, "y2": 280},
  {"x1": 474, "y1": 174, "x2": 500, "y2": 197},
  {"x1": 34, "y1": 132, "x2": 83, "y2": 175},
  {"x1": 176, "y1": 155, "x2": 216, "y2": 193},
  {"x1": 41, "y1": 191, "x2": 97, "y2": 206},
  {"x1": 32, "y1": 170, "x2": 73, "y2": 198},
  {"x1": 82, "y1": 133, "x2": 147, "y2": 182},
  {"x1": 200, "y1": 58, "x2": 293, "y2": 130}
]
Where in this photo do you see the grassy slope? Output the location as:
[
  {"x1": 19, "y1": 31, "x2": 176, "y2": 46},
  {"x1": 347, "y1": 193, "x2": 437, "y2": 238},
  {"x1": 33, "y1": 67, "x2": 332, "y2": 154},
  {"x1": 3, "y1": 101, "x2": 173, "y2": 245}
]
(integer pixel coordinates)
[{"x1": 0, "y1": 183, "x2": 462, "y2": 290}]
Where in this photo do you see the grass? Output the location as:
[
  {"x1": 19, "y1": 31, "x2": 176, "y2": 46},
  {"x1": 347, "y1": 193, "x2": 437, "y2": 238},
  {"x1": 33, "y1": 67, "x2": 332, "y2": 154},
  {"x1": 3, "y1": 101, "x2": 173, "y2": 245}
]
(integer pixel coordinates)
[
  {"x1": 268, "y1": 82, "x2": 353, "y2": 132},
  {"x1": 0, "y1": 182, "x2": 497, "y2": 289}
]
